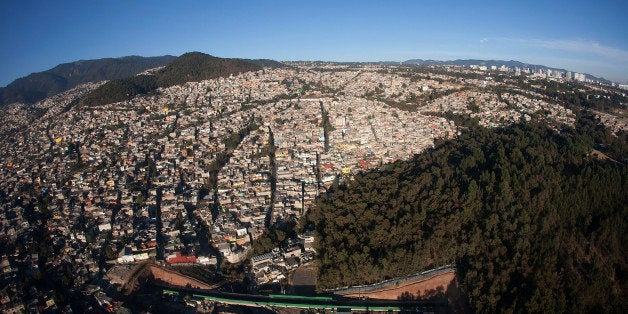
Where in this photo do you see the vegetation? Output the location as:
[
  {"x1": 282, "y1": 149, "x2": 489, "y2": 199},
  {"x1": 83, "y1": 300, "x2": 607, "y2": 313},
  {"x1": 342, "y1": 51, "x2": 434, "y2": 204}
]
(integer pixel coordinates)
[
  {"x1": 80, "y1": 75, "x2": 157, "y2": 106},
  {"x1": 155, "y1": 52, "x2": 261, "y2": 87},
  {"x1": 81, "y1": 52, "x2": 272, "y2": 107},
  {"x1": 237, "y1": 58, "x2": 286, "y2": 69},
  {"x1": 320, "y1": 101, "x2": 333, "y2": 152},
  {"x1": 487, "y1": 77, "x2": 628, "y2": 114},
  {"x1": 176, "y1": 265, "x2": 221, "y2": 284},
  {"x1": 307, "y1": 116, "x2": 627, "y2": 312},
  {"x1": 530, "y1": 80, "x2": 628, "y2": 113},
  {"x1": 249, "y1": 221, "x2": 298, "y2": 256},
  {"x1": 201, "y1": 120, "x2": 260, "y2": 219},
  {"x1": 0, "y1": 55, "x2": 175, "y2": 105}
]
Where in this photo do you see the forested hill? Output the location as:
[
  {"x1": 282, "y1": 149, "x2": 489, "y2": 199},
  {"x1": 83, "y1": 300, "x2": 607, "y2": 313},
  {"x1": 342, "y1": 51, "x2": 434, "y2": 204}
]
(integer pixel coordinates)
[
  {"x1": 307, "y1": 115, "x2": 627, "y2": 312},
  {"x1": 0, "y1": 55, "x2": 176, "y2": 106},
  {"x1": 80, "y1": 52, "x2": 282, "y2": 107}
]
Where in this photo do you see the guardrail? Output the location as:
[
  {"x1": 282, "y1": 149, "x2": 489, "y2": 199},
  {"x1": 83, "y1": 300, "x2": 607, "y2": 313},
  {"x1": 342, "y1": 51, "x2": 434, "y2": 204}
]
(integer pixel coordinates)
[
  {"x1": 161, "y1": 286, "x2": 447, "y2": 312},
  {"x1": 331, "y1": 265, "x2": 456, "y2": 295}
]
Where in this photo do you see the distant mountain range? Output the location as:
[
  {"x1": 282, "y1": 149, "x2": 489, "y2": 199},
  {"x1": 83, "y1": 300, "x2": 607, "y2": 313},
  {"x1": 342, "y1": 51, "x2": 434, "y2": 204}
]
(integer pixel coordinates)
[
  {"x1": 0, "y1": 55, "x2": 177, "y2": 106},
  {"x1": 297, "y1": 59, "x2": 609, "y2": 83},
  {"x1": 402, "y1": 58, "x2": 562, "y2": 69},
  {"x1": 401, "y1": 59, "x2": 609, "y2": 83},
  {"x1": 0, "y1": 53, "x2": 288, "y2": 108},
  {"x1": 80, "y1": 52, "x2": 286, "y2": 107},
  {"x1": 1, "y1": 53, "x2": 611, "y2": 108}
]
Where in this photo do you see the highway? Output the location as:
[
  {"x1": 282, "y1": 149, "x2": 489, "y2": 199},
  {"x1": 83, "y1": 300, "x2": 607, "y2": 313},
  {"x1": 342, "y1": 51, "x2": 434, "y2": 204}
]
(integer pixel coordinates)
[{"x1": 161, "y1": 285, "x2": 447, "y2": 312}]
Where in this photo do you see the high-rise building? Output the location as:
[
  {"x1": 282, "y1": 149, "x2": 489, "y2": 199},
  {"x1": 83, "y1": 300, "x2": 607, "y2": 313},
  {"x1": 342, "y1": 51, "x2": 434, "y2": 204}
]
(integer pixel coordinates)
[{"x1": 574, "y1": 73, "x2": 586, "y2": 82}]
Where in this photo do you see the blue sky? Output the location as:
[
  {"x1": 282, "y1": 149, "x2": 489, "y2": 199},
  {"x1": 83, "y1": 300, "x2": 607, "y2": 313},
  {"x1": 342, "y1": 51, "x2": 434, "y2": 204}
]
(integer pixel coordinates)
[{"x1": 1, "y1": 0, "x2": 627, "y2": 86}]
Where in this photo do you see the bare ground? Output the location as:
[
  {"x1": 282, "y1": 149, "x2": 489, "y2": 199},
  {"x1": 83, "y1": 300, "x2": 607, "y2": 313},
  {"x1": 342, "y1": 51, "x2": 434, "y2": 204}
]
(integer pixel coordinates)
[
  {"x1": 338, "y1": 269, "x2": 469, "y2": 313},
  {"x1": 121, "y1": 261, "x2": 221, "y2": 294}
]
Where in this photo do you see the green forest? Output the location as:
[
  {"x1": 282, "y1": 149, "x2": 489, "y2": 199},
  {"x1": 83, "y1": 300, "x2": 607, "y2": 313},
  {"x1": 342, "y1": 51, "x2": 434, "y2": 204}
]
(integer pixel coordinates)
[
  {"x1": 80, "y1": 52, "x2": 264, "y2": 107},
  {"x1": 0, "y1": 55, "x2": 175, "y2": 106},
  {"x1": 306, "y1": 114, "x2": 627, "y2": 312},
  {"x1": 79, "y1": 75, "x2": 158, "y2": 106}
]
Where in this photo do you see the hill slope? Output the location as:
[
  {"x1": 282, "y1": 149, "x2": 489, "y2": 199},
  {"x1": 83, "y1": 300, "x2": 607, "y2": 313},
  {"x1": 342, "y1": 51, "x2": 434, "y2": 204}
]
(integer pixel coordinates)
[
  {"x1": 0, "y1": 55, "x2": 176, "y2": 105},
  {"x1": 307, "y1": 116, "x2": 627, "y2": 312},
  {"x1": 155, "y1": 52, "x2": 262, "y2": 87},
  {"x1": 81, "y1": 52, "x2": 281, "y2": 107},
  {"x1": 402, "y1": 58, "x2": 609, "y2": 82},
  {"x1": 403, "y1": 58, "x2": 567, "y2": 72}
]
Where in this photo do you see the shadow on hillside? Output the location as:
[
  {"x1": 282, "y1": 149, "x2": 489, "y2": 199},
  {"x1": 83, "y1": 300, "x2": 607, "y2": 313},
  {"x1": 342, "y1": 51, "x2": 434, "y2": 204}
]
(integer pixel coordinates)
[{"x1": 398, "y1": 275, "x2": 470, "y2": 313}]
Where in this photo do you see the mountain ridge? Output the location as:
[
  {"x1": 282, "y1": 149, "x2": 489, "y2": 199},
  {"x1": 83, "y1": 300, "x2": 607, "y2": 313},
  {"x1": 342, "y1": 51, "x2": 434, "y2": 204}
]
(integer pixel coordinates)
[
  {"x1": 2, "y1": 54, "x2": 613, "y2": 108},
  {"x1": 402, "y1": 58, "x2": 610, "y2": 82},
  {"x1": 80, "y1": 52, "x2": 286, "y2": 107},
  {"x1": 287, "y1": 59, "x2": 610, "y2": 83},
  {"x1": 403, "y1": 58, "x2": 566, "y2": 71},
  {"x1": 0, "y1": 55, "x2": 177, "y2": 106}
]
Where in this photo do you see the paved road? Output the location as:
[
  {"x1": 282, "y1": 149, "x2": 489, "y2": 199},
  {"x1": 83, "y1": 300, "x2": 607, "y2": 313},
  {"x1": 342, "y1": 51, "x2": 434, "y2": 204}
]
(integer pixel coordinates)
[{"x1": 161, "y1": 284, "x2": 448, "y2": 312}]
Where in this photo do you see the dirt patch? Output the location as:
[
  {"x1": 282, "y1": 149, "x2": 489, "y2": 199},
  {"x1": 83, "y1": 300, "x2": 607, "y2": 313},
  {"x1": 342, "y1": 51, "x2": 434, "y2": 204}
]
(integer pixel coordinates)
[
  {"x1": 121, "y1": 261, "x2": 221, "y2": 294},
  {"x1": 291, "y1": 266, "x2": 317, "y2": 295},
  {"x1": 590, "y1": 149, "x2": 623, "y2": 165},
  {"x1": 590, "y1": 149, "x2": 609, "y2": 160},
  {"x1": 338, "y1": 269, "x2": 469, "y2": 312},
  {"x1": 339, "y1": 270, "x2": 454, "y2": 300},
  {"x1": 149, "y1": 265, "x2": 215, "y2": 290}
]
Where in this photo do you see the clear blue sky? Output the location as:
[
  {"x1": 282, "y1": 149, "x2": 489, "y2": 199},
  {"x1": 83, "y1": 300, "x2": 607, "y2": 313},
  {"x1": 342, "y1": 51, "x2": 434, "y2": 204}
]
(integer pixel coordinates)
[{"x1": 1, "y1": 0, "x2": 627, "y2": 86}]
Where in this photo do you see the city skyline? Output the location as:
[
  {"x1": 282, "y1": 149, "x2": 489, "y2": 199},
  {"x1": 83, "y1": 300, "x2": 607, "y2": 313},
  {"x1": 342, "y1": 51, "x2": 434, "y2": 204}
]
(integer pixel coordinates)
[{"x1": 1, "y1": 0, "x2": 627, "y2": 86}]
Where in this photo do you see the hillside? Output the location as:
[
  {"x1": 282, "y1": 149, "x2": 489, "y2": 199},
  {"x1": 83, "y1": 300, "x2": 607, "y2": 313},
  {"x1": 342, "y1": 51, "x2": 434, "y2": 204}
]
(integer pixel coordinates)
[
  {"x1": 81, "y1": 52, "x2": 281, "y2": 107},
  {"x1": 403, "y1": 59, "x2": 609, "y2": 82},
  {"x1": 155, "y1": 52, "x2": 262, "y2": 87},
  {"x1": 78, "y1": 75, "x2": 158, "y2": 108},
  {"x1": 243, "y1": 59, "x2": 287, "y2": 69},
  {"x1": 0, "y1": 55, "x2": 176, "y2": 105},
  {"x1": 403, "y1": 58, "x2": 566, "y2": 71},
  {"x1": 402, "y1": 58, "x2": 612, "y2": 83},
  {"x1": 307, "y1": 115, "x2": 627, "y2": 312}
]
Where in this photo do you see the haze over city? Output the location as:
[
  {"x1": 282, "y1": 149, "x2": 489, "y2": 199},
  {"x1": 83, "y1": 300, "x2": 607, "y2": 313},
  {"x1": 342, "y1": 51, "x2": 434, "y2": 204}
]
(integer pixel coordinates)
[{"x1": 1, "y1": 0, "x2": 627, "y2": 86}]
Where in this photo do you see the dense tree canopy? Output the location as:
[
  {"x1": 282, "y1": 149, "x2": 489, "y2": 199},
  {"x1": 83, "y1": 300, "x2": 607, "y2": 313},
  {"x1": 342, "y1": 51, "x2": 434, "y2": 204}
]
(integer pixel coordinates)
[
  {"x1": 0, "y1": 55, "x2": 175, "y2": 106},
  {"x1": 307, "y1": 116, "x2": 627, "y2": 312},
  {"x1": 81, "y1": 52, "x2": 266, "y2": 107},
  {"x1": 155, "y1": 52, "x2": 261, "y2": 87},
  {"x1": 80, "y1": 75, "x2": 158, "y2": 106}
]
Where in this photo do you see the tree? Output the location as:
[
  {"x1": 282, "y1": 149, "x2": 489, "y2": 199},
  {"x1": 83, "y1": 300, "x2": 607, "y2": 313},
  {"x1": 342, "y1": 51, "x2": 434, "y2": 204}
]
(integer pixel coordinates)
[{"x1": 307, "y1": 120, "x2": 627, "y2": 312}]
